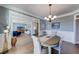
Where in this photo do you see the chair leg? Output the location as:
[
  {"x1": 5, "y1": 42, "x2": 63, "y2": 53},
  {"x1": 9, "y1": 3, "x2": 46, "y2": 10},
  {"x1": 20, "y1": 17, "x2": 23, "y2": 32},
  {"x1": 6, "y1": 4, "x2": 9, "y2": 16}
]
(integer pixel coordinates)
[
  {"x1": 48, "y1": 47, "x2": 51, "y2": 54},
  {"x1": 58, "y1": 47, "x2": 61, "y2": 54},
  {"x1": 58, "y1": 49, "x2": 60, "y2": 54}
]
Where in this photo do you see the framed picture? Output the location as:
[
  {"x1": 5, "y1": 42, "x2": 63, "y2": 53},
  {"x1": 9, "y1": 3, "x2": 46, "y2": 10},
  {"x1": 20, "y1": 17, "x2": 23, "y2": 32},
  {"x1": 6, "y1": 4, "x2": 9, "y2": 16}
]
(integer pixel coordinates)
[
  {"x1": 51, "y1": 22, "x2": 60, "y2": 29},
  {"x1": 40, "y1": 20, "x2": 46, "y2": 30}
]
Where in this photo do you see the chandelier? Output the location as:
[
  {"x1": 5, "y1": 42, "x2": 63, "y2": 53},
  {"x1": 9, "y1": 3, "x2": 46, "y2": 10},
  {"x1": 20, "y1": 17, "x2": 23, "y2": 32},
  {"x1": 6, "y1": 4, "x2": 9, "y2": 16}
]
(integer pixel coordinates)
[{"x1": 44, "y1": 4, "x2": 57, "y2": 22}]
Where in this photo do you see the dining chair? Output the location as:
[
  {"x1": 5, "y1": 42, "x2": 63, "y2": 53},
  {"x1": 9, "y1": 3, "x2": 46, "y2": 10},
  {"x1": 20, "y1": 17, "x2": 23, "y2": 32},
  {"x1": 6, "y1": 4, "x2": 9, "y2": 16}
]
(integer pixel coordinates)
[
  {"x1": 53, "y1": 32, "x2": 63, "y2": 54},
  {"x1": 31, "y1": 36, "x2": 41, "y2": 54},
  {"x1": 43, "y1": 35, "x2": 62, "y2": 54},
  {"x1": 31, "y1": 36, "x2": 48, "y2": 54},
  {"x1": 49, "y1": 35, "x2": 62, "y2": 54},
  {"x1": 52, "y1": 39, "x2": 62, "y2": 54}
]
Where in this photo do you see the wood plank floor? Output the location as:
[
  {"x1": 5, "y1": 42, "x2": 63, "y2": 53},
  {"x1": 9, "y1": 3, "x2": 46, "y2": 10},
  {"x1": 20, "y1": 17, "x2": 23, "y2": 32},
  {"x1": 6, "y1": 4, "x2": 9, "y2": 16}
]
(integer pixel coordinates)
[
  {"x1": 61, "y1": 41, "x2": 79, "y2": 54},
  {"x1": 7, "y1": 34, "x2": 33, "y2": 54},
  {"x1": 6, "y1": 34, "x2": 79, "y2": 54}
]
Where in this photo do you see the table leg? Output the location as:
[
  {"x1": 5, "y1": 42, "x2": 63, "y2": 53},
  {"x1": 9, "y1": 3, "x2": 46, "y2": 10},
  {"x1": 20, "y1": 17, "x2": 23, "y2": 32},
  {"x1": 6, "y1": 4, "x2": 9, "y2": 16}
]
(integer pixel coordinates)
[{"x1": 48, "y1": 46, "x2": 51, "y2": 54}]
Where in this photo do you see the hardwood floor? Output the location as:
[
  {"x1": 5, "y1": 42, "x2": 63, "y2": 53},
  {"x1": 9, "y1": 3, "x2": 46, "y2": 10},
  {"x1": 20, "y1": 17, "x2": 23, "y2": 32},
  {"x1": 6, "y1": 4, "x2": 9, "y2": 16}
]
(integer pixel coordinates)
[
  {"x1": 7, "y1": 34, "x2": 33, "y2": 54},
  {"x1": 5, "y1": 34, "x2": 79, "y2": 54},
  {"x1": 51, "y1": 41, "x2": 79, "y2": 54},
  {"x1": 61, "y1": 41, "x2": 79, "y2": 54},
  {"x1": 7, "y1": 43, "x2": 33, "y2": 54}
]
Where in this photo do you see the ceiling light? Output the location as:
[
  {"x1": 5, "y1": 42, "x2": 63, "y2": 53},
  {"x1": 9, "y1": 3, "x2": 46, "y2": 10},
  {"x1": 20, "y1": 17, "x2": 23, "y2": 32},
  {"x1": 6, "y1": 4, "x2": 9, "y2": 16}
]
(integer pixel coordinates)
[
  {"x1": 44, "y1": 4, "x2": 57, "y2": 22},
  {"x1": 53, "y1": 15, "x2": 57, "y2": 19},
  {"x1": 44, "y1": 17, "x2": 48, "y2": 19},
  {"x1": 48, "y1": 15, "x2": 52, "y2": 18}
]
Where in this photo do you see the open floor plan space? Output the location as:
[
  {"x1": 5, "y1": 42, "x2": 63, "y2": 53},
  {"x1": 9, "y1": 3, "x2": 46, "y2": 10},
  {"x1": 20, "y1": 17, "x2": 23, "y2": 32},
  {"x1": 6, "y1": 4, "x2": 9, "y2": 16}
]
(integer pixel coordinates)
[
  {"x1": 0, "y1": 4, "x2": 79, "y2": 54},
  {"x1": 5, "y1": 35, "x2": 79, "y2": 54}
]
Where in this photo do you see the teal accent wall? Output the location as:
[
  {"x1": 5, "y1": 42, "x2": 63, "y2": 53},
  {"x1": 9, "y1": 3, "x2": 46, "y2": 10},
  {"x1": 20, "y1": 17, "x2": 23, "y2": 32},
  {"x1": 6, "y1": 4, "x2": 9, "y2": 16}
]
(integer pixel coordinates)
[{"x1": 0, "y1": 6, "x2": 9, "y2": 33}]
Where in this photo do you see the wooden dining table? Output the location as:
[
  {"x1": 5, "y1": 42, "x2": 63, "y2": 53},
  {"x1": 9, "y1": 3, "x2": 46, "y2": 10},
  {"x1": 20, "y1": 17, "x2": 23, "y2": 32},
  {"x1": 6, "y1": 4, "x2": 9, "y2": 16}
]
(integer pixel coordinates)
[{"x1": 39, "y1": 36, "x2": 60, "y2": 54}]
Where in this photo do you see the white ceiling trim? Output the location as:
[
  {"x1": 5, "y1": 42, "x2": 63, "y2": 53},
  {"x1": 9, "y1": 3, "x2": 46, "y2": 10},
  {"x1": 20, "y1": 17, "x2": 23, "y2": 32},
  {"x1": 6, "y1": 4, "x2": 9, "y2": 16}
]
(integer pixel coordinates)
[
  {"x1": 2, "y1": 6, "x2": 42, "y2": 19},
  {"x1": 2, "y1": 5, "x2": 79, "y2": 19},
  {"x1": 57, "y1": 9, "x2": 79, "y2": 18},
  {"x1": 8, "y1": 7, "x2": 79, "y2": 19}
]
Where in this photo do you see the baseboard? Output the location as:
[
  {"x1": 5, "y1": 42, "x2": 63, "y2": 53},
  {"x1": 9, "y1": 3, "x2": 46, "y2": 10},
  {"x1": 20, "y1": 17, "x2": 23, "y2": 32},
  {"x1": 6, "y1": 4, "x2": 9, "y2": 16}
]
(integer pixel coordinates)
[
  {"x1": 75, "y1": 41, "x2": 79, "y2": 44},
  {"x1": 62, "y1": 39, "x2": 76, "y2": 44}
]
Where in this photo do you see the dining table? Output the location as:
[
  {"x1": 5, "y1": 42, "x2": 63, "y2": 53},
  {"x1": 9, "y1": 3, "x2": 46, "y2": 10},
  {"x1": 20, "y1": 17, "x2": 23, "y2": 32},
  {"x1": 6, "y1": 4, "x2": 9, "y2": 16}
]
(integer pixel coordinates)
[{"x1": 39, "y1": 35, "x2": 60, "y2": 54}]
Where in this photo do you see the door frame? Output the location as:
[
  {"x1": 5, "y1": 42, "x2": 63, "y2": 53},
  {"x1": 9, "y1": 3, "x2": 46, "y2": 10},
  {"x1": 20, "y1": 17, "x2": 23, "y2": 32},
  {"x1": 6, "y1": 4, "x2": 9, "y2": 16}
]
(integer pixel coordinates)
[{"x1": 74, "y1": 13, "x2": 79, "y2": 44}]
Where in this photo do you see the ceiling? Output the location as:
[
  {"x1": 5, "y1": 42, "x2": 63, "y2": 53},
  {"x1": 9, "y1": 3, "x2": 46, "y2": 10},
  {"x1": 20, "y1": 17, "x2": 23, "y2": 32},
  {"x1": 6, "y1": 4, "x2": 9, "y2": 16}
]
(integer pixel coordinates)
[{"x1": 1, "y1": 4, "x2": 79, "y2": 18}]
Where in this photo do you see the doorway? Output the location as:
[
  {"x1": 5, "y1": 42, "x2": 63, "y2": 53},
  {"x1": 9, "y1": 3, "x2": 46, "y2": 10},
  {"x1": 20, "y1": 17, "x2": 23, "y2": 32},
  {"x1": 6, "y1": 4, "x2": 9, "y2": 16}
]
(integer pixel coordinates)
[{"x1": 75, "y1": 15, "x2": 79, "y2": 44}]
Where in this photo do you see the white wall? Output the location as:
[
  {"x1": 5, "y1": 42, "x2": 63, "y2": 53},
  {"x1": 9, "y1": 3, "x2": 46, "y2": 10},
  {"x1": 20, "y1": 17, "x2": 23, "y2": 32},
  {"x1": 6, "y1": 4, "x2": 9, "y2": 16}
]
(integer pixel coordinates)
[
  {"x1": 57, "y1": 31, "x2": 75, "y2": 44},
  {"x1": 45, "y1": 30, "x2": 75, "y2": 44},
  {"x1": 74, "y1": 13, "x2": 79, "y2": 44}
]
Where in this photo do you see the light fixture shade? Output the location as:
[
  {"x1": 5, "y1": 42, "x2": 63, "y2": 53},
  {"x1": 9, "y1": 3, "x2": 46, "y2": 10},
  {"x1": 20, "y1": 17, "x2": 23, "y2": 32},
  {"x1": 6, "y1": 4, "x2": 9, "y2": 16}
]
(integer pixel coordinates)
[
  {"x1": 53, "y1": 15, "x2": 57, "y2": 19},
  {"x1": 47, "y1": 18, "x2": 49, "y2": 21},
  {"x1": 48, "y1": 15, "x2": 52, "y2": 18},
  {"x1": 44, "y1": 4, "x2": 57, "y2": 22},
  {"x1": 44, "y1": 17, "x2": 48, "y2": 20},
  {"x1": 51, "y1": 17, "x2": 54, "y2": 20}
]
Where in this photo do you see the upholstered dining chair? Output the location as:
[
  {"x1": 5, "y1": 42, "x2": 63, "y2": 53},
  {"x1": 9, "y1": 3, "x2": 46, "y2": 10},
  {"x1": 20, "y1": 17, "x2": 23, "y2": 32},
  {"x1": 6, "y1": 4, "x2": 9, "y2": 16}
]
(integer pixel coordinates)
[
  {"x1": 31, "y1": 36, "x2": 47, "y2": 54},
  {"x1": 53, "y1": 32, "x2": 63, "y2": 54},
  {"x1": 52, "y1": 39, "x2": 62, "y2": 54},
  {"x1": 49, "y1": 35, "x2": 62, "y2": 54},
  {"x1": 42, "y1": 35, "x2": 62, "y2": 54},
  {"x1": 31, "y1": 36, "x2": 41, "y2": 54}
]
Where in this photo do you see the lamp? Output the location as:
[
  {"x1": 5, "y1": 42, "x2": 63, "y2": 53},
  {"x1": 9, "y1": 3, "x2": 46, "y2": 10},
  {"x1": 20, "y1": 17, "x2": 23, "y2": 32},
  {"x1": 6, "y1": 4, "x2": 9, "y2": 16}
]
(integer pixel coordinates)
[{"x1": 44, "y1": 4, "x2": 57, "y2": 22}]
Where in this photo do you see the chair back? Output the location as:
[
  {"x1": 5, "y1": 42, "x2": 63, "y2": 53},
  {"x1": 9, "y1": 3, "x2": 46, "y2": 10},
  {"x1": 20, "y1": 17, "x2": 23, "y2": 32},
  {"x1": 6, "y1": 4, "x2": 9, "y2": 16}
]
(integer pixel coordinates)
[
  {"x1": 53, "y1": 35, "x2": 62, "y2": 46},
  {"x1": 31, "y1": 36, "x2": 41, "y2": 54},
  {"x1": 52, "y1": 35, "x2": 62, "y2": 54}
]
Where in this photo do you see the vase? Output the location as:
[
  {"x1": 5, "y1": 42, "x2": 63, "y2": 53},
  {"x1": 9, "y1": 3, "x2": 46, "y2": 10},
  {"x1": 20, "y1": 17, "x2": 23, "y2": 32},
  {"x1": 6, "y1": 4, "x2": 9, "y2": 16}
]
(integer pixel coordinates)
[
  {"x1": 11, "y1": 37, "x2": 17, "y2": 47},
  {"x1": 2, "y1": 33, "x2": 8, "y2": 53}
]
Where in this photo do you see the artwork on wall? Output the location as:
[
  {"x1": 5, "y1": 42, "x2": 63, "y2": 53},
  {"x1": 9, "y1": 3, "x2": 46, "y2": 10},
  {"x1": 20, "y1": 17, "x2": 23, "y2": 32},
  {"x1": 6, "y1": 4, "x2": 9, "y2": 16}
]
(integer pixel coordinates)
[
  {"x1": 51, "y1": 22, "x2": 60, "y2": 29},
  {"x1": 13, "y1": 23, "x2": 26, "y2": 31},
  {"x1": 40, "y1": 20, "x2": 46, "y2": 30}
]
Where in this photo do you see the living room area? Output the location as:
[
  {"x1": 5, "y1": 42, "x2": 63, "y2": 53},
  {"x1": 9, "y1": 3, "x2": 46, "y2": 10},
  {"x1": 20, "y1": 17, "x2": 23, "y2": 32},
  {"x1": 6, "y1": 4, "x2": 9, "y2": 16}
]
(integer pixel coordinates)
[{"x1": 0, "y1": 4, "x2": 79, "y2": 54}]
